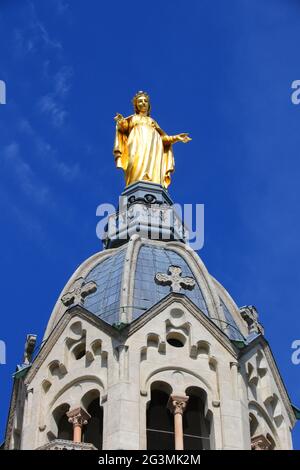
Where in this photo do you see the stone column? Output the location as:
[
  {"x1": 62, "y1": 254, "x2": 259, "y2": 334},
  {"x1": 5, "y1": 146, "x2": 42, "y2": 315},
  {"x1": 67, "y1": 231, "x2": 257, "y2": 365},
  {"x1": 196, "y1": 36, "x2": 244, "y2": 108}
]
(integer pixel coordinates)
[
  {"x1": 67, "y1": 407, "x2": 91, "y2": 443},
  {"x1": 168, "y1": 395, "x2": 189, "y2": 450}
]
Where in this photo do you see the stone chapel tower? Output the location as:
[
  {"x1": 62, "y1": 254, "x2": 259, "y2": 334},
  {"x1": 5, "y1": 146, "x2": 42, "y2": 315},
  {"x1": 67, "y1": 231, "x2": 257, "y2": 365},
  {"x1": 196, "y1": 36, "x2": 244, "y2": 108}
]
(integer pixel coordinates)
[{"x1": 4, "y1": 179, "x2": 298, "y2": 450}]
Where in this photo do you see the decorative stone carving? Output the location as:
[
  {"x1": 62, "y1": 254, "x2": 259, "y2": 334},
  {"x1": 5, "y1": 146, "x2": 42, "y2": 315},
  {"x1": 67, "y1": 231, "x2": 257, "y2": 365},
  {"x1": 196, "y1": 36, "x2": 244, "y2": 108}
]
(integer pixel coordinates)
[
  {"x1": 102, "y1": 182, "x2": 188, "y2": 248},
  {"x1": 251, "y1": 434, "x2": 274, "y2": 450},
  {"x1": 240, "y1": 306, "x2": 264, "y2": 335},
  {"x1": 155, "y1": 266, "x2": 195, "y2": 293},
  {"x1": 36, "y1": 439, "x2": 96, "y2": 450},
  {"x1": 168, "y1": 395, "x2": 189, "y2": 415},
  {"x1": 67, "y1": 407, "x2": 90, "y2": 427},
  {"x1": 67, "y1": 407, "x2": 91, "y2": 443},
  {"x1": 61, "y1": 278, "x2": 97, "y2": 307},
  {"x1": 168, "y1": 395, "x2": 189, "y2": 450},
  {"x1": 23, "y1": 334, "x2": 37, "y2": 364}
]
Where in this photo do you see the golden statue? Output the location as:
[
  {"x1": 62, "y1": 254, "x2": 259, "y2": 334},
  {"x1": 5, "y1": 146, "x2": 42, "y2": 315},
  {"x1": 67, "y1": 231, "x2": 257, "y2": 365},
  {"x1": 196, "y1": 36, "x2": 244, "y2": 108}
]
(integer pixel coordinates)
[{"x1": 113, "y1": 91, "x2": 191, "y2": 189}]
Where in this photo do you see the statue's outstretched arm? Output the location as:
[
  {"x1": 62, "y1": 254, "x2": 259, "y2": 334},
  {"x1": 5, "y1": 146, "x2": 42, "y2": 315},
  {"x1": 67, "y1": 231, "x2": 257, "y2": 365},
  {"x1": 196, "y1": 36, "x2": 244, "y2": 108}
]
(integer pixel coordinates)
[
  {"x1": 162, "y1": 133, "x2": 192, "y2": 144},
  {"x1": 155, "y1": 121, "x2": 191, "y2": 144}
]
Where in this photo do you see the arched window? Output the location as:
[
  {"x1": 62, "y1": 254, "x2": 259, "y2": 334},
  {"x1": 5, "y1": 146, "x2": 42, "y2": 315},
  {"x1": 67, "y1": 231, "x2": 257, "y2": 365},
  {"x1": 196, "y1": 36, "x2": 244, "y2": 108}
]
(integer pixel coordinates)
[
  {"x1": 82, "y1": 390, "x2": 103, "y2": 450},
  {"x1": 146, "y1": 383, "x2": 212, "y2": 450},
  {"x1": 53, "y1": 403, "x2": 73, "y2": 441},
  {"x1": 249, "y1": 411, "x2": 276, "y2": 450},
  {"x1": 72, "y1": 342, "x2": 86, "y2": 360},
  {"x1": 184, "y1": 387, "x2": 211, "y2": 450},
  {"x1": 147, "y1": 382, "x2": 174, "y2": 450}
]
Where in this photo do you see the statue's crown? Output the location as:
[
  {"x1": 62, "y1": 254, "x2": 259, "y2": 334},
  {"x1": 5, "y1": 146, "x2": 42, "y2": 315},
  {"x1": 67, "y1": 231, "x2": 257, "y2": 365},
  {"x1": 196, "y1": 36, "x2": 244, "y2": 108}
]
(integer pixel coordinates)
[{"x1": 132, "y1": 90, "x2": 150, "y2": 104}]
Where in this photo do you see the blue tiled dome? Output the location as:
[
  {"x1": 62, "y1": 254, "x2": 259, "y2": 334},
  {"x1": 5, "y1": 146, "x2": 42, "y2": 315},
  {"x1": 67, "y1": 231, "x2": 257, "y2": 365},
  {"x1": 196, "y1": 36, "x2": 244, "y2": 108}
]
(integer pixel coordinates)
[
  {"x1": 219, "y1": 298, "x2": 245, "y2": 341},
  {"x1": 132, "y1": 245, "x2": 208, "y2": 320},
  {"x1": 84, "y1": 244, "x2": 209, "y2": 326},
  {"x1": 84, "y1": 248, "x2": 126, "y2": 324},
  {"x1": 82, "y1": 242, "x2": 245, "y2": 342}
]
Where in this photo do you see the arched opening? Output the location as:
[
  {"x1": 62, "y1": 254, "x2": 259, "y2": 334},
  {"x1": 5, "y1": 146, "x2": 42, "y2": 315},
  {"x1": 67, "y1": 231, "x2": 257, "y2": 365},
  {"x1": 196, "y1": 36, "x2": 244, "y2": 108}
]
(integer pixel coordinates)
[
  {"x1": 249, "y1": 412, "x2": 259, "y2": 437},
  {"x1": 146, "y1": 382, "x2": 174, "y2": 450},
  {"x1": 249, "y1": 409, "x2": 277, "y2": 450},
  {"x1": 166, "y1": 332, "x2": 186, "y2": 348},
  {"x1": 167, "y1": 337, "x2": 184, "y2": 348},
  {"x1": 184, "y1": 387, "x2": 211, "y2": 450},
  {"x1": 49, "y1": 360, "x2": 66, "y2": 379},
  {"x1": 73, "y1": 342, "x2": 86, "y2": 360},
  {"x1": 81, "y1": 390, "x2": 103, "y2": 450},
  {"x1": 53, "y1": 403, "x2": 73, "y2": 441},
  {"x1": 266, "y1": 433, "x2": 276, "y2": 450}
]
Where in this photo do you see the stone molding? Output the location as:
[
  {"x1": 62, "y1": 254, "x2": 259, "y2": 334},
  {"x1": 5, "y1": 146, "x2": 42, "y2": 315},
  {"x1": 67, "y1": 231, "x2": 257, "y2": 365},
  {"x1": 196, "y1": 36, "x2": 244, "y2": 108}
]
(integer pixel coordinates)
[
  {"x1": 127, "y1": 293, "x2": 238, "y2": 358},
  {"x1": 25, "y1": 306, "x2": 121, "y2": 386},
  {"x1": 36, "y1": 439, "x2": 96, "y2": 450}
]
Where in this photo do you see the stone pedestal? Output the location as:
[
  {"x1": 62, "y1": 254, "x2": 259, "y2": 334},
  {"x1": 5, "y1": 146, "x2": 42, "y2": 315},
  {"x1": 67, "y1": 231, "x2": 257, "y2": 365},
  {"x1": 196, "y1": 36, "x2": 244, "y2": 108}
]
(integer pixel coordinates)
[{"x1": 102, "y1": 181, "x2": 188, "y2": 248}]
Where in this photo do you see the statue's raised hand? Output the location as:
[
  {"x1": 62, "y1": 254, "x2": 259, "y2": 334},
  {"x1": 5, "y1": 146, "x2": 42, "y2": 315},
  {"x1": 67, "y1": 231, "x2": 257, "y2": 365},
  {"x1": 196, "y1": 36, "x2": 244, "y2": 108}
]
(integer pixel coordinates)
[
  {"x1": 114, "y1": 113, "x2": 124, "y2": 122},
  {"x1": 114, "y1": 113, "x2": 127, "y2": 131},
  {"x1": 177, "y1": 133, "x2": 192, "y2": 143}
]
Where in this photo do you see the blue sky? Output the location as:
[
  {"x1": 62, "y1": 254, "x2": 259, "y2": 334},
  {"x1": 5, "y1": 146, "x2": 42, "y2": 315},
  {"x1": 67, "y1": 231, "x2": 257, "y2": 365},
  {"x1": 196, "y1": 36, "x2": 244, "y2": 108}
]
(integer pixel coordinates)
[{"x1": 0, "y1": 0, "x2": 299, "y2": 448}]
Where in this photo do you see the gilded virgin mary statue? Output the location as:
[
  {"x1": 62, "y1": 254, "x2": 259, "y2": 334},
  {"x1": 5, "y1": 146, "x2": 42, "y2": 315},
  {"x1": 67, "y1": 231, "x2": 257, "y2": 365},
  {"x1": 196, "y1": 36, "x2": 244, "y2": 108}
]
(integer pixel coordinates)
[{"x1": 113, "y1": 91, "x2": 191, "y2": 189}]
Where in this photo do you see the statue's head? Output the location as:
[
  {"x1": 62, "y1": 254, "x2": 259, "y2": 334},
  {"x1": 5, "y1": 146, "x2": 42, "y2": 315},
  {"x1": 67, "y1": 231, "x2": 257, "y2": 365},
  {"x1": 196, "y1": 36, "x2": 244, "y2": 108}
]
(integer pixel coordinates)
[{"x1": 132, "y1": 91, "x2": 151, "y2": 115}]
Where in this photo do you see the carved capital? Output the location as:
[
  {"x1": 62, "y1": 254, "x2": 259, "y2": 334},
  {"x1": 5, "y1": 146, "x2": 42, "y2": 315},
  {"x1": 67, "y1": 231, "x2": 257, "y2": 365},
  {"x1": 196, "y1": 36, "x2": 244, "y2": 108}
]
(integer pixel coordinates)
[
  {"x1": 67, "y1": 407, "x2": 90, "y2": 428},
  {"x1": 251, "y1": 434, "x2": 273, "y2": 450},
  {"x1": 168, "y1": 395, "x2": 189, "y2": 415}
]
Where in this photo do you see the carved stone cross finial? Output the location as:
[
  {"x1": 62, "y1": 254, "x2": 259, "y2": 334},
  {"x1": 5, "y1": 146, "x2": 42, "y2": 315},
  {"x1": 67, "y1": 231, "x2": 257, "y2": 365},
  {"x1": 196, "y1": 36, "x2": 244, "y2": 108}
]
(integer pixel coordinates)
[
  {"x1": 61, "y1": 277, "x2": 97, "y2": 307},
  {"x1": 155, "y1": 265, "x2": 195, "y2": 293}
]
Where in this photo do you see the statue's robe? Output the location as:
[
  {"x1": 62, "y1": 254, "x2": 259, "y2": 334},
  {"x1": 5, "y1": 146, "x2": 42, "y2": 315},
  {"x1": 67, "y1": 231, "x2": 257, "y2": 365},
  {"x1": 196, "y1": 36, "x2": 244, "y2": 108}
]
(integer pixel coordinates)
[{"x1": 114, "y1": 114, "x2": 175, "y2": 189}]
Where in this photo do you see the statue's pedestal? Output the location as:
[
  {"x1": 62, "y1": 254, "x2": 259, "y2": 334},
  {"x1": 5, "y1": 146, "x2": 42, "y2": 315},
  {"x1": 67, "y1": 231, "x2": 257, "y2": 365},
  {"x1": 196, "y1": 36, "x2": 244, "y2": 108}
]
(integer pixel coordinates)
[{"x1": 102, "y1": 182, "x2": 188, "y2": 248}]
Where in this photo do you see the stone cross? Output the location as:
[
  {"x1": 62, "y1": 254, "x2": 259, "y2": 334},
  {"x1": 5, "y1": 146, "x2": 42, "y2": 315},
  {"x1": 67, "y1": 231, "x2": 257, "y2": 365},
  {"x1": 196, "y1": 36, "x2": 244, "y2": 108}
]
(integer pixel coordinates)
[
  {"x1": 155, "y1": 265, "x2": 195, "y2": 293},
  {"x1": 61, "y1": 277, "x2": 97, "y2": 307}
]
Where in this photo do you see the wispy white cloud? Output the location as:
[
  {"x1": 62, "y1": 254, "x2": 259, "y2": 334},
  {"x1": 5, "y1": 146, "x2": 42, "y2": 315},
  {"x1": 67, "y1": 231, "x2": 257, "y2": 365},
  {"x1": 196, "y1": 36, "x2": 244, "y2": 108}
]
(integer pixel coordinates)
[
  {"x1": 18, "y1": 118, "x2": 80, "y2": 181},
  {"x1": 53, "y1": 66, "x2": 73, "y2": 97},
  {"x1": 37, "y1": 65, "x2": 73, "y2": 127},
  {"x1": 1, "y1": 139, "x2": 79, "y2": 249},
  {"x1": 54, "y1": 160, "x2": 80, "y2": 180},
  {"x1": 38, "y1": 94, "x2": 68, "y2": 127},
  {"x1": 0, "y1": 184, "x2": 48, "y2": 248},
  {"x1": 12, "y1": 2, "x2": 73, "y2": 130},
  {"x1": 13, "y1": 1, "x2": 62, "y2": 56},
  {"x1": 11, "y1": 203, "x2": 48, "y2": 247},
  {"x1": 53, "y1": 0, "x2": 70, "y2": 16},
  {"x1": 3, "y1": 142, "x2": 52, "y2": 206}
]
